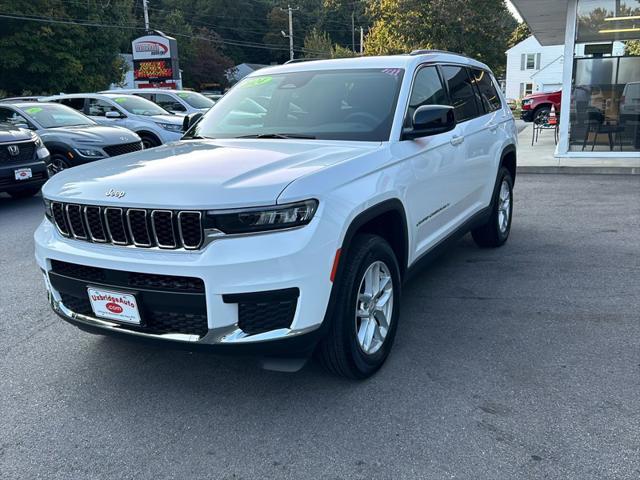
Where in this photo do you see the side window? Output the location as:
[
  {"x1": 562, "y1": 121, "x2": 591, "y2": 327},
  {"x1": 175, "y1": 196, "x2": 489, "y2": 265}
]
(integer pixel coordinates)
[
  {"x1": 134, "y1": 93, "x2": 153, "y2": 101},
  {"x1": 441, "y1": 65, "x2": 481, "y2": 122},
  {"x1": 0, "y1": 107, "x2": 30, "y2": 127},
  {"x1": 88, "y1": 98, "x2": 119, "y2": 117},
  {"x1": 155, "y1": 93, "x2": 186, "y2": 112},
  {"x1": 405, "y1": 66, "x2": 448, "y2": 127},
  {"x1": 471, "y1": 68, "x2": 502, "y2": 113},
  {"x1": 59, "y1": 98, "x2": 85, "y2": 112}
]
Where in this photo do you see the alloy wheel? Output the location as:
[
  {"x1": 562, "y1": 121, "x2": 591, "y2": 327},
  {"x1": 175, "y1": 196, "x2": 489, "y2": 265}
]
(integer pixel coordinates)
[
  {"x1": 497, "y1": 179, "x2": 511, "y2": 234},
  {"x1": 355, "y1": 260, "x2": 394, "y2": 355}
]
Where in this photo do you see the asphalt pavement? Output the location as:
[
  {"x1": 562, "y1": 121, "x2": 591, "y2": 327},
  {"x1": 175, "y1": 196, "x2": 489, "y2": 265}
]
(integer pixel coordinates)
[{"x1": 1, "y1": 174, "x2": 639, "y2": 479}]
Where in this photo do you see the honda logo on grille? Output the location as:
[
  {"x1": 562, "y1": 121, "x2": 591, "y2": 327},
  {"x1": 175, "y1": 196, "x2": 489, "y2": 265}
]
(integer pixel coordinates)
[{"x1": 7, "y1": 145, "x2": 19, "y2": 156}]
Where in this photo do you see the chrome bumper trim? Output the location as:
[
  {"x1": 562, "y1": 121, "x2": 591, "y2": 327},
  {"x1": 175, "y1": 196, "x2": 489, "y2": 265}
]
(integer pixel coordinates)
[{"x1": 50, "y1": 294, "x2": 318, "y2": 345}]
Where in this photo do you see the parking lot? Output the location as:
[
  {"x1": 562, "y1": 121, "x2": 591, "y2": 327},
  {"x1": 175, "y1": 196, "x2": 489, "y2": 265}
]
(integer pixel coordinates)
[{"x1": 1, "y1": 173, "x2": 639, "y2": 479}]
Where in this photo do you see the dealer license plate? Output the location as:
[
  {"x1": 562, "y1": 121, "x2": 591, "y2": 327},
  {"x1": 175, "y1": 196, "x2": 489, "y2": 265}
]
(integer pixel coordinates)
[
  {"x1": 87, "y1": 287, "x2": 141, "y2": 325},
  {"x1": 14, "y1": 168, "x2": 32, "y2": 181}
]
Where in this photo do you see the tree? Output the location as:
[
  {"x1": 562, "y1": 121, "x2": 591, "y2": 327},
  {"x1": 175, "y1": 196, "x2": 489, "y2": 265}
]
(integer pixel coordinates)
[
  {"x1": 508, "y1": 22, "x2": 532, "y2": 48},
  {"x1": 186, "y1": 28, "x2": 234, "y2": 88},
  {"x1": 626, "y1": 40, "x2": 640, "y2": 56},
  {"x1": 0, "y1": 0, "x2": 135, "y2": 95},
  {"x1": 303, "y1": 28, "x2": 333, "y2": 58},
  {"x1": 365, "y1": 0, "x2": 517, "y2": 76}
]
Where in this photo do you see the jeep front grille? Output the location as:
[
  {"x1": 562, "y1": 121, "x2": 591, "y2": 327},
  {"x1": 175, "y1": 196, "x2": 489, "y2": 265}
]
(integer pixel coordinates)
[{"x1": 50, "y1": 202, "x2": 203, "y2": 250}]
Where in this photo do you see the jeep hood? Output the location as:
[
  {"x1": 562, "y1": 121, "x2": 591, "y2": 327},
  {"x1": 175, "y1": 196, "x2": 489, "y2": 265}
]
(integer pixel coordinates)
[{"x1": 42, "y1": 139, "x2": 380, "y2": 209}]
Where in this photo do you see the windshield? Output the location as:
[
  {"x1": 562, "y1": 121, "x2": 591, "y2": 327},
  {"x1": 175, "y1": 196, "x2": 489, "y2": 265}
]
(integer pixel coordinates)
[
  {"x1": 188, "y1": 69, "x2": 405, "y2": 141},
  {"x1": 22, "y1": 103, "x2": 95, "y2": 128},
  {"x1": 177, "y1": 91, "x2": 214, "y2": 109},
  {"x1": 108, "y1": 96, "x2": 169, "y2": 116}
]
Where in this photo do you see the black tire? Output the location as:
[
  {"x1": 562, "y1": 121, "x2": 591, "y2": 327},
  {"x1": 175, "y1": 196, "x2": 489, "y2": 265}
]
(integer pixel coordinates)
[
  {"x1": 471, "y1": 167, "x2": 514, "y2": 248},
  {"x1": 533, "y1": 106, "x2": 551, "y2": 124},
  {"x1": 48, "y1": 154, "x2": 70, "y2": 176},
  {"x1": 317, "y1": 234, "x2": 401, "y2": 379},
  {"x1": 140, "y1": 134, "x2": 161, "y2": 149},
  {"x1": 8, "y1": 186, "x2": 41, "y2": 198}
]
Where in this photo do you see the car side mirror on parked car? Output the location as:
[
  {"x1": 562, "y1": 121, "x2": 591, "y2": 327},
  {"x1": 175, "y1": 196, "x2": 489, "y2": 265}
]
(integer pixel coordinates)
[
  {"x1": 402, "y1": 104, "x2": 456, "y2": 140},
  {"x1": 183, "y1": 112, "x2": 204, "y2": 132},
  {"x1": 105, "y1": 111, "x2": 123, "y2": 119}
]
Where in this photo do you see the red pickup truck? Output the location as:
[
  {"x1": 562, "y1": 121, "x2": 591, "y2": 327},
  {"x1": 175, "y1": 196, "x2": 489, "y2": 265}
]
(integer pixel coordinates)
[{"x1": 521, "y1": 90, "x2": 561, "y2": 123}]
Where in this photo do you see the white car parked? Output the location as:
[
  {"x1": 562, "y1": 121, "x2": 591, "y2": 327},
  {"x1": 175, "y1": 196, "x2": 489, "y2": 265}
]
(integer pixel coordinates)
[
  {"x1": 42, "y1": 93, "x2": 184, "y2": 148},
  {"x1": 101, "y1": 88, "x2": 215, "y2": 115},
  {"x1": 36, "y1": 52, "x2": 517, "y2": 378}
]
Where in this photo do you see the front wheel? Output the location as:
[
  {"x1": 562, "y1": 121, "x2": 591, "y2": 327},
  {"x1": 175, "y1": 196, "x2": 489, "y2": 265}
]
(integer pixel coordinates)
[
  {"x1": 140, "y1": 134, "x2": 161, "y2": 149},
  {"x1": 317, "y1": 234, "x2": 401, "y2": 379},
  {"x1": 47, "y1": 154, "x2": 70, "y2": 176},
  {"x1": 471, "y1": 167, "x2": 514, "y2": 248}
]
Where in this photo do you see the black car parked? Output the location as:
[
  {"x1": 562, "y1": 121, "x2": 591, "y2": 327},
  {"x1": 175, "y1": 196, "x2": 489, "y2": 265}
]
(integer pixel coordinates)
[{"x1": 0, "y1": 124, "x2": 50, "y2": 198}]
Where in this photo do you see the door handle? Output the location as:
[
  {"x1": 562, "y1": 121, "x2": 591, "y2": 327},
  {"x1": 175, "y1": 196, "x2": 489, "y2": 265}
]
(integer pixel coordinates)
[{"x1": 450, "y1": 135, "x2": 464, "y2": 146}]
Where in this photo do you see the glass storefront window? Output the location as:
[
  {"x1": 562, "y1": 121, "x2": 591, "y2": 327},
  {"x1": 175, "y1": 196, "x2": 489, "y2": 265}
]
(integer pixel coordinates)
[{"x1": 570, "y1": 1, "x2": 640, "y2": 152}]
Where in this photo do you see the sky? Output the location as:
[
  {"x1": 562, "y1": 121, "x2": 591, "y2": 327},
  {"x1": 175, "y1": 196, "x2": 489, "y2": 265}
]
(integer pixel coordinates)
[{"x1": 506, "y1": 0, "x2": 523, "y2": 22}]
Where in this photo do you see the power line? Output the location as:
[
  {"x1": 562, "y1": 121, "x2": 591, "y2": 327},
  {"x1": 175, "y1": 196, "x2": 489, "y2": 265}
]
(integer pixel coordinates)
[{"x1": 0, "y1": 12, "x2": 330, "y2": 55}]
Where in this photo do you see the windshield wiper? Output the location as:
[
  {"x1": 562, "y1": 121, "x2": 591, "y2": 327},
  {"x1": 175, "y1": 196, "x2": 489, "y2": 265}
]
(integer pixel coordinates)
[{"x1": 235, "y1": 133, "x2": 316, "y2": 139}]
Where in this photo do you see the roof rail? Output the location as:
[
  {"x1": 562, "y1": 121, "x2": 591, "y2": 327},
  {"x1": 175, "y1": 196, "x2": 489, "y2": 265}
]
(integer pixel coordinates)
[
  {"x1": 284, "y1": 57, "x2": 328, "y2": 64},
  {"x1": 409, "y1": 49, "x2": 468, "y2": 58}
]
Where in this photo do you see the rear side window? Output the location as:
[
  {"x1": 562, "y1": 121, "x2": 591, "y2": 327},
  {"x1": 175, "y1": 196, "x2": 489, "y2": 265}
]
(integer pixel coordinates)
[
  {"x1": 471, "y1": 68, "x2": 502, "y2": 113},
  {"x1": 441, "y1": 65, "x2": 481, "y2": 122},
  {"x1": 59, "y1": 98, "x2": 85, "y2": 112},
  {"x1": 405, "y1": 66, "x2": 448, "y2": 127}
]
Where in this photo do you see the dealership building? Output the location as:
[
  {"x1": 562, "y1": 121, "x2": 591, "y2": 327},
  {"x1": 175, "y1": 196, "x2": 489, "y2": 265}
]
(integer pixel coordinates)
[{"x1": 511, "y1": 0, "x2": 640, "y2": 158}]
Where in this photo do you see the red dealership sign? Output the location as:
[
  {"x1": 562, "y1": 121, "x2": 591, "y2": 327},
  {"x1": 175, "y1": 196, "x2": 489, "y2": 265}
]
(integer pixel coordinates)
[{"x1": 133, "y1": 60, "x2": 173, "y2": 81}]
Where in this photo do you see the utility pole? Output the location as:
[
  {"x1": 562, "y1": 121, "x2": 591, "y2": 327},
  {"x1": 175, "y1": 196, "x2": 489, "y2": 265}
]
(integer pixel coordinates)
[
  {"x1": 351, "y1": 10, "x2": 355, "y2": 53},
  {"x1": 142, "y1": 0, "x2": 150, "y2": 31},
  {"x1": 359, "y1": 26, "x2": 364, "y2": 55},
  {"x1": 280, "y1": 5, "x2": 298, "y2": 61}
]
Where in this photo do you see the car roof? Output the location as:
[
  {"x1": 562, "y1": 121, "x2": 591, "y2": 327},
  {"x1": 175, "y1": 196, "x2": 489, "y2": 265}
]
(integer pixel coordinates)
[
  {"x1": 101, "y1": 89, "x2": 192, "y2": 94},
  {"x1": 43, "y1": 93, "x2": 139, "y2": 101},
  {"x1": 246, "y1": 53, "x2": 491, "y2": 78}
]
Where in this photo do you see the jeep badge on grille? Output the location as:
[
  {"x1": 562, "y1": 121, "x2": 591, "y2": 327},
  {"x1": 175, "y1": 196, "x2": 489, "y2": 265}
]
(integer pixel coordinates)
[{"x1": 106, "y1": 189, "x2": 126, "y2": 198}]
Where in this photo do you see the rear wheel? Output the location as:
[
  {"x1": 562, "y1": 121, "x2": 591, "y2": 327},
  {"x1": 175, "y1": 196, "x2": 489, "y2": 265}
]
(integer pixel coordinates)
[
  {"x1": 471, "y1": 167, "x2": 513, "y2": 248},
  {"x1": 317, "y1": 234, "x2": 401, "y2": 379}
]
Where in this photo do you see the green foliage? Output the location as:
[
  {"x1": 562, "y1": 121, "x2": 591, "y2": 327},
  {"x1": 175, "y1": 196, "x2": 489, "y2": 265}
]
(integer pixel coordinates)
[
  {"x1": 304, "y1": 28, "x2": 333, "y2": 58},
  {"x1": 508, "y1": 22, "x2": 532, "y2": 49},
  {"x1": 0, "y1": 0, "x2": 135, "y2": 95},
  {"x1": 366, "y1": 0, "x2": 517, "y2": 76},
  {"x1": 625, "y1": 40, "x2": 640, "y2": 56}
]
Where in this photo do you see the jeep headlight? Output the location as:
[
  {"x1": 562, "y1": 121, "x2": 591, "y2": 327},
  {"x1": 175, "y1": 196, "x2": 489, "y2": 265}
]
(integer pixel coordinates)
[{"x1": 206, "y1": 199, "x2": 318, "y2": 234}]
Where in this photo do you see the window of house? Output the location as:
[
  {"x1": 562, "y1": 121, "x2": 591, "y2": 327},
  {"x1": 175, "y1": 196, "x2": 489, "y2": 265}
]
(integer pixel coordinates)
[
  {"x1": 521, "y1": 53, "x2": 540, "y2": 70},
  {"x1": 440, "y1": 65, "x2": 481, "y2": 122},
  {"x1": 520, "y1": 82, "x2": 534, "y2": 98}
]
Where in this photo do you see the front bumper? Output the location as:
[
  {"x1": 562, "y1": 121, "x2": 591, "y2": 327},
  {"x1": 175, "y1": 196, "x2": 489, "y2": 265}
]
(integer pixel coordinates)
[
  {"x1": 0, "y1": 158, "x2": 49, "y2": 193},
  {"x1": 35, "y1": 214, "x2": 338, "y2": 354}
]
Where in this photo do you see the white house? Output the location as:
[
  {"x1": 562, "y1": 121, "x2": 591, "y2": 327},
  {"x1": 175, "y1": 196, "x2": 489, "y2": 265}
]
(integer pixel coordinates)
[
  {"x1": 505, "y1": 36, "x2": 626, "y2": 100},
  {"x1": 505, "y1": 36, "x2": 564, "y2": 99}
]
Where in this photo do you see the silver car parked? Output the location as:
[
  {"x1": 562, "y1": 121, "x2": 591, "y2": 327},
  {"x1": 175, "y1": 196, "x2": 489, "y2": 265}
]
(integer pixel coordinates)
[{"x1": 0, "y1": 102, "x2": 143, "y2": 175}]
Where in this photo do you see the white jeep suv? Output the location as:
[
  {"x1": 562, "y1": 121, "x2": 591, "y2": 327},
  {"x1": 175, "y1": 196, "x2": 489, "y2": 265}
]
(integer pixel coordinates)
[{"x1": 35, "y1": 52, "x2": 517, "y2": 378}]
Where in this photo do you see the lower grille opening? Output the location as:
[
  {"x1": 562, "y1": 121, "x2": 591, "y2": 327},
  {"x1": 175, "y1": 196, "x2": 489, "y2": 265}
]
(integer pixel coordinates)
[
  {"x1": 50, "y1": 260, "x2": 208, "y2": 337},
  {"x1": 59, "y1": 293, "x2": 208, "y2": 337},
  {"x1": 223, "y1": 288, "x2": 298, "y2": 336}
]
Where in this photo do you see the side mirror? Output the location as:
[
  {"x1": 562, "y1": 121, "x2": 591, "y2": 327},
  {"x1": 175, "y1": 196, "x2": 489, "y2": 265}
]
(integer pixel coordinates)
[
  {"x1": 105, "y1": 111, "x2": 123, "y2": 119},
  {"x1": 402, "y1": 105, "x2": 456, "y2": 140},
  {"x1": 183, "y1": 112, "x2": 203, "y2": 132}
]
